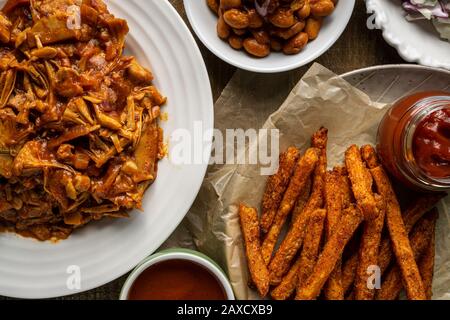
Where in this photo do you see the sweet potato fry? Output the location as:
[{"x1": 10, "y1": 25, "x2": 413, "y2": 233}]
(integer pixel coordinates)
[
  {"x1": 292, "y1": 177, "x2": 312, "y2": 223},
  {"x1": 271, "y1": 206, "x2": 325, "y2": 300},
  {"x1": 296, "y1": 205, "x2": 364, "y2": 300},
  {"x1": 402, "y1": 193, "x2": 446, "y2": 233},
  {"x1": 267, "y1": 194, "x2": 315, "y2": 285},
  {"x1": 378, "y1": 193, "x2": 445, "y2": 274},
  {"x1": 331, "y1": 167, "x2": 355, "y2": 298},
  {"x1": 238, "y1": 204, "x2": 270, "y2": 297},
  {"x1": 324, "y1": 170, "x2": 344, "y2": 239},
  {"x1": 361, "y1": 146, "x2": 444, "y2": 278},
  {"x1": 354, "y1": 193, "x2": 386, "y2": 300},
  {"x1": 341, "y1": 192, "x2": 444, "y2": 294},
  {"x1": 338, "y1": 166, "x2": 354, "y2": 208},
  {"x1": 342, "y1": 253, "x2": 358, "y2": 294},
  {"x1": 419, "y1": 209, "x2": 438, "y2": 300},
  {"x1": 324, "y1": 259, "x2": 344, "y2": 300},
  {"x1": 364, "y1": 146, "x2": 426, "y2": 300},
  {"x1": 261, "y1": 147, "x2": 300, "y2": 233},
  {"x1": 311, "y1": 127, "x2": 328, "y2": 150},
  {"x1": 261, "y1": 148, "x2": 320, "y2": 264},
  {"x1": 268, "y1": 130, "x2": 327, "y2": 284},
  {"x1": 331, "y1": 166, "x2": 354, "y2": 208},
  {"x1": 360, "y1": 144, "x2": 379, "y2": 169},
  {"x1": 345, "y1": 145, "x2": 378, "y2": 220},
  {"x1": 271, "y1": 256, "x2": 302, "y2": 300},
  {"x1": 376, "y1": 210, "x2": 438, "y2": 300},
  {"x1": 297, "y1": 209, "x2": 326, "y2": 285},
  {"x1": 323, "y1": 169, "x2": 345, "y2": 300},
  {"x1": 352, "y1": 146, "x2": 389, "y2": 300}
]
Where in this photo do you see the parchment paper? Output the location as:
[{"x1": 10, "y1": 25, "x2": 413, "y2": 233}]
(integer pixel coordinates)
[{"x1": 178, "y1": 63, "x2": 450, "y2": 300}]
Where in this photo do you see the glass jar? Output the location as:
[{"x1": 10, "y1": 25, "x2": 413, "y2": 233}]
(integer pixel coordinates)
[{"x1": 377, "y1": 91, "x2": 450, "y2": 192}]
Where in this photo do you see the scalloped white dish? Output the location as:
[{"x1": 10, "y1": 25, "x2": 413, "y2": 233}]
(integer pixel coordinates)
[
  {"x1": 0, "y1": 0, "x2": 213, "y2": 299},
  {"x1": 366, "y1": 0, "x2": 450, "y2": 70},
  {"x1": 184, "y1": 0, "x2": 355, "y2": 73}
]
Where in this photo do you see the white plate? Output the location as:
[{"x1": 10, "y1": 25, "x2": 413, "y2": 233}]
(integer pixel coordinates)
[
  {"x1": 184, "y1": 0, "x2": 355, "y2": 73},
  {"x1": 0, "y1": 0, "x2": 213, "y2": 299},
  {"x1": 366, "y1": 0, "x2": 450, "y2": 70}
]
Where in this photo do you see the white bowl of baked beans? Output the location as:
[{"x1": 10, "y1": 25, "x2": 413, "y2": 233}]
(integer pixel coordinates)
[{"x1": 184, "y1": 0, "x2": 355, "y2": 73}]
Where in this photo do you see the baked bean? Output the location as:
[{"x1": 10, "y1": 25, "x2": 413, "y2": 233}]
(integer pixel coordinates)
[
  {"x1": 283, "y1": 32, "x2": 308, "y2": 54},
  {"x1": 266, "y1": 0, "x2": 281, "y2": 14},
  {"x1": 272, "y1": 20, "x2": 305, "y2": 39},
  {"x1": 243, "y1": 38, "x2": 270, "y2": 57},
  {"x1": 251, "y1": 29, "x2": 270, "y2": 45},
  {"x1": 291, "y1": 0, "x2": 306, "y2": 11},
  {"x1": 217, "y1": 11, "x2": 231, "y2": 39},
  {"x1": 228, "y1": 35, "x2": 243, "y2": 49},
  {"x1": 233, "y1": 28, "x2": 247, "y2": 36},
  {"x1": 310, "y1": 0, "x2": 334, "y2": 17},
  {"x1": 248, "y1": 8, "x2": 264, "y2": 28},
  {"x1": 270, "y1": 38, "x2": 282, "y2": 52},
  {"x1": 223, "y1": 9, "x2": 249, "y2": 29},
  {"x1": 305, "y1": 16, "x2": 322, "y2": 40},
  {"x1": 220, "y1": 0, "x2": 241, "y2": 10},
  {"x1": 207, "y1": 0, "x2": 219, "y2": 14},
  {"x1": 269, "y1": 7, "x2": 295, "y2": 28},
  {"x1": 296, "y1": 1, "x2": 311, "y2": 19}
]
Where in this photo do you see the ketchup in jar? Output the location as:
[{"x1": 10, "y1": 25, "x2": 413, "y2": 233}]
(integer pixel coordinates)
[{"x1": 377, "y1": 91, "x2": 450, "y2": 191}]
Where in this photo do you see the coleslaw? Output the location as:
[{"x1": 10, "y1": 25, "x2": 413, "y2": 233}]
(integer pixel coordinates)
[{"x1": 402, "y1": 0, "x2": 450, "y2": 41}]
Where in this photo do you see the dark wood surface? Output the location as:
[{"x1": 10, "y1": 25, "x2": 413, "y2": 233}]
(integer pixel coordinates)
[{"x1": 1, "y1": 0, "x2": 407, "y2": 300}]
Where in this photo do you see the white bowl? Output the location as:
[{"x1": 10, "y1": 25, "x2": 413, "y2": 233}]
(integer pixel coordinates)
[
  {"x1": 366, "y1": 0, "x2": 450, "y2": 70},
  {"x1": 184, "y1": 0, "x2": 355, "y2": 73},
  {"x1": 120, "y1": 249, "x2": 235, "y2": 300},
  {"x1": 0, "y1": 0, "x2": 213, "y2": 299}
]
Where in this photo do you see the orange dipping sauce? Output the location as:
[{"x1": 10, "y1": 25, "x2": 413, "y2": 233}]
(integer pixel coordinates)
[{"x1": 127, "y1": 259, "x2": 227, "y2": 300}]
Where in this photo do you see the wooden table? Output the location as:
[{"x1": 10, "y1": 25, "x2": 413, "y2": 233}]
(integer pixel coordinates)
[{"x1": 0, "y1": 0, "x2": 406, "y2": 300}]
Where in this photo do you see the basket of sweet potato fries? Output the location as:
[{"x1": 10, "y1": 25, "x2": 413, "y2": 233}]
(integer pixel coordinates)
[{"x1": 239, "y1": 127, "x2": 445, "y2": 300}]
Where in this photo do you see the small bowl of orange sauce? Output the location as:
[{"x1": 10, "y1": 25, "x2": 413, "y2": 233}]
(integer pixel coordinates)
[{"x1": 120, "y1": 249, "x2": 235, "y2": 300}]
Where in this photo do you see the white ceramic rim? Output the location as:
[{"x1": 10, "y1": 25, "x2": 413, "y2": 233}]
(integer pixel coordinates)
[
  {"x1": 119, "y1": 251, "x2": 235, "y2": 300},
  {"x1": 183, "y1": 0, "x2": 356, "y2": 73},
  {"x1": 365, "y1": 0, "x2": 450, "y2": 70},
  {"x1": 342, "y1": 63, "x2": 450, "y2": 79}
]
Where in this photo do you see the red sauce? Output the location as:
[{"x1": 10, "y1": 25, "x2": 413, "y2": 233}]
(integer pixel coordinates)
[
  {"x1": 413, "y1": 108, "x2": 450, "y2": 179},
  {"x1": 377, "y1": 91, "x2": 450, "y2": 191},
  {"x1": 127, "y1": 259, "x2": 227, "y2": 300}
]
